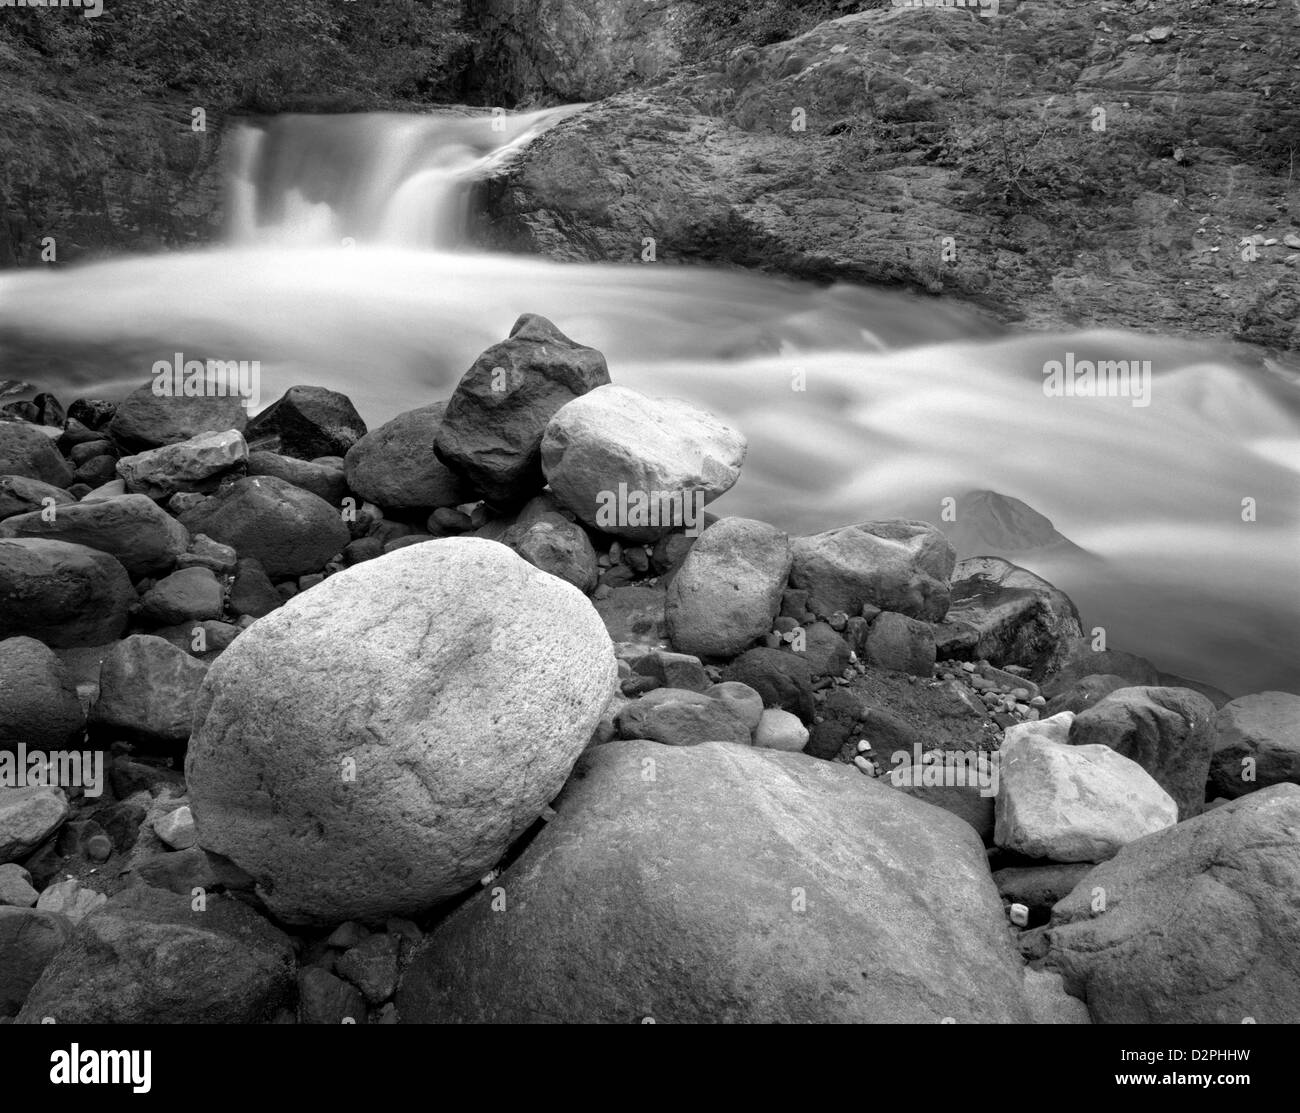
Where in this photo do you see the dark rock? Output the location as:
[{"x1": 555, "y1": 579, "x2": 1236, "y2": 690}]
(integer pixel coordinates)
[
  {"x1": 335, "y1": 932, "x2": 400, "y2": 1005},
  {"x1": 939, "y1": 557, "x2": 1083, "y2": 678},
  {"x1": 243, "y1": 386, "x2": 366, "y2": 460},
  {"x1": 0, "y1": 493, "x2": 189, "y2": 578},
  {"x1": 799, "y1": 620, "x2": 852, "y2": 677},
  {"x1": 992, "y1": 864, "x2": 1092, "y2": 923},
  {"x1": 721, "y1": 647, "x2": 815, "y2": 724},
  {"x1": 179, "y1": 476, "x2": 350, "y2": 578},
  {"x1": 344, "y1": 402, "x2": 470, "y2": 510},
  {"x1": 1208, "y1": 692, "x2": 1300, "y2": 801},
  {"x1": 0, "y1": 539, "x2": 133, "y2": 646},
  {"x1": 0, "y1": 636, "x2": 85, "y2": 748},
  {"x1": 1044, "y1": 674, "x2": 1130, "y2": 717},
  {"x1": 298, "y1": 967, "x2": 367, "y2": 1025},
  {"x1": 615, "y1": 687, "x2": 751, "y2": 747},
  {"x1": 138, "y1": 567, "x2": 224, "y2": 626},
  {"x1": 593, "y1": 585, "x2": 667, "y2": 645},
  {"x1": 0, "y1": 907, "x2": 73, "y2": 1018},
  {"x1": 0, "y1": 422, "x2": 75, "y2": 487},
  {"x1": 15, "y1": 887, "x2": 295, "y2": 1024},
  {"x1": 66, "y1": 399, "x2": 116, "y2": 431},
  {"x1": 108, "y1": 383, "x2": 248, "y2": 451},
  {"x1": 89, "y1": 635, "x2": 208, "y2": 748},
  {"x1": 435, "y1": 314, "x2": 610, "y2": 506},
  {"x1": 865, "y1": 611, "x2": 937, "y2": 676},
  {"x1": 229, "y1": 557, "x2": 282, "y2": 619}
]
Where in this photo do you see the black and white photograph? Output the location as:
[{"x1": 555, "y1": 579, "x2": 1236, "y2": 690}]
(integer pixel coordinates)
[{"x1": 0, "y1": 0, "x2": 1296, "y2": 1076}]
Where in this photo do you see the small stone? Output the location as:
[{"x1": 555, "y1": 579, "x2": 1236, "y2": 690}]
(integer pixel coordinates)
[
  {"x1": 154, "y1": 805, "x2": 197, "y2": 850},
  {"x1": 1029, "y1": 695, "x2": 1047, "y2": 708},
  {"x1": 84, "y1": 834, "x2": 113, "y2": 863},
  {"x1": 327, "y1": 921, "x2": 370, "y2": 949},
  {"x1": 0, "y1": 863, "x2": 38, "y2": 907},
  {"x1": 1009, "y1": 903, "x2": 1030, "y2": 927},
  {"x1": 753, "y1": 708, "x2": 809, "y2": 752},
  {"x1": 853, "y1": 755, "x2": 872, "y2": 775},
  {"x1": 336, "y1": 932, "x2": 400, "y2": 1005}
]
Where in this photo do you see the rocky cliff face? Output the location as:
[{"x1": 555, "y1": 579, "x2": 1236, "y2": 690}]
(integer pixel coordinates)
[
  {"x1": 477, "y1": 0, "x2": 1300, "y2": 348},
  {"x1": 465, "y1": 0, "x2": 689, "y2": 105}
]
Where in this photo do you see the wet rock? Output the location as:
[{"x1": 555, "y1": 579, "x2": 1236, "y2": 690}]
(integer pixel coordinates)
[
  {"x1": 138, "y1": 566, "x2": 224, "y2": 626},
  {"x1": 0, "y1": 422, "x2": 75, "y2": 487},
  {"x1": 0, "y1": 540, "x2": 133, "y2": 647},
  {"x1": 0, "y1": 636, "x2": 85, "y2": 748},
  {"x1": 344, "y1": 402, "x2": 470, "y2": 510},
  {"x1": 116, "y1": 429, "x2": 247, "y2": 500},
  {"x1": 244, "y1": 385, "x2": 366, "y2": 460}
]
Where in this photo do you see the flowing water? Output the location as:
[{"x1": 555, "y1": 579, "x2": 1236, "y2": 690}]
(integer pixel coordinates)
[{"x1": 1, "y1": 110, "x2": 1296, "y2": 696}]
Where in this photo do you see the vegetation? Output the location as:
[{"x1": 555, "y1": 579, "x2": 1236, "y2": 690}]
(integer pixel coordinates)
[{"x1": 0, "y1": 0, "x2": 473, "y2": 112}]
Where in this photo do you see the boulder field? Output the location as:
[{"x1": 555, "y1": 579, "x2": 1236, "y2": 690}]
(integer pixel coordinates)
[{"x1": 0, "y1": 313, "x2": 1294, "y2": 1023}]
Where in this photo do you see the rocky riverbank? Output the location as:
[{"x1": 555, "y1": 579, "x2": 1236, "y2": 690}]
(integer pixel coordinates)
[{"x1": 1, "y1": 314, "x2": 1297, "y2": 1023}]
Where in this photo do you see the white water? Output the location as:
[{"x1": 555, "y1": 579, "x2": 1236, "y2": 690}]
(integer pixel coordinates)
[{"x1": 1, "y1": 110, "x2": 1296, "y2": 696}]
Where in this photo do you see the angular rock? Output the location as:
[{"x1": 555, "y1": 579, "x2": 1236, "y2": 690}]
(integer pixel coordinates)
[
  {"x1": 185, "y1": 537, "x2": 617, "y2": 926},
  {"x1": 1068, "y1": 686, "x2": 1217, "y2": 820},
  {"x1": 0, "y1": 476, "x2": 73, "y2": 522},
  {"x1": 665, "y1": 517, "x2": 791, "y2": 658},
  {"x1": 243, "y1": 385, "x2": 366, "y2": 460},
  {"x1": 0, "y1": 493, "x2": 189, "y2": 578},
  {"x1": 0, "y1": 421, "x2": 75, "y2": 487},
  {"x1": 176, "y1": 533, "x2": 238, "y2": 576},
  {"x1": 16, "y1": 887, "x2": 294, "y2": 1024},
  {"x1": 397, "y1": 740, "x2": 1032, "y2": 1023},
  {"x1": 631, "y1": 650, "x2": 710, "y2": 693},
  {"x1": 0, "y1": 636, "x2": 85, "y2": 748},
  {"x1": 504, "y1": 510, "x2": 598, "y2": 593},
  {"x1": 336, "y1": 932, "x2": 400, "y2": 1005},
  {"x1": 0, "y1": 786, "x2": 68, "y2": 863},
  {"x1": 935, "y1": 557, "x2": 1082, "y2": 677},
  {"x1": 1023, "y1": 968, "x2": 1091, "y2": 1025},
  {"x1": 436, "y1": 315, "x2": 611, "y2": 506},
  {"x1": 229, "y1": 556, "x2": 281, "y2": 619},
  {"x1": 138, "y1": 567, "x2": 224, "y2": 626},
  {"x1": 344, "y1": 402, "x2": 470, "y2": 510},
  {"x1": 89, "y1": 635, "x2": 209, "y2": 748},
  {"x1": 154, "y1": 805, "x2": 197, "y2": 850},
  {"x1": 0, "y1": 539, "x2": 133, "y2": 647},
  {"x1": 178, "y1": 476, "x2": 349, "y2": 578},
  {"x1": 865, "y1": 611, "x2": 937, "y2": 676},
  {"x1": 116, "y1": 429, "x2": 247, "y2": 500},
  {"x1": 542, "y1": 383, "x2": 745, "y2": 541},
  {"x1": 1208, "y1": 692, "x2": 1300, "y2": 800},
  {"x1": 790, "y1": 520, "x2": 955, "y2": 622},
  {"x1": 615, "y1": 687, "x2": 752, "y2": 747},
  {"x1": 1046, "y1": 785, "x2": 1300, "y2": 1023},
  {"x1": 996, "y1": 714, "x2": 1177, "y2": 862},
  {"x1": 0, "y1": 907, "x2": 73, "y2": 1017}
]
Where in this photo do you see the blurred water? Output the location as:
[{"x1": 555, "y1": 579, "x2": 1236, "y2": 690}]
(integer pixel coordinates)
[{"x1": 0, "y1": 111, "x2": 1295, "y2": 696}]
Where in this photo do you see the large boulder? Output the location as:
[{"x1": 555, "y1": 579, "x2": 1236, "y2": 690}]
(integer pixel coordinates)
[
  {"x1": 243, "y1": 385, "x2": 366, "y2": 460},
  {"x1": 1068, "y1": 686, "x2": 1217, "y2": 820},
  {"x1": 15, "y1": 887, "x2": 295, "y2": 1024},
  {"x1": 995, "y1": 715, "x2": 1177, "y2": 863},
  {"x1": 396, "y1": 740, "x2": 1032, "y2": 1023},
  {"x1": 0, "y1": 636, "x2": 85, "y2": 749},
  {"x1": 245, "y1": 452, "x2": 348, "y2": 505},
  {"x1": 865, "y1": 611, "x2": 937, "y2": 676},
  {"x1": 0, "y1": 422, "x2": 75, "y2": 487},
  {"x1": 789, "y1": 520, "x2": 955, "y2": 622},
  {"x1": 343, "y1": 402, "x2": 470, "y2": 510},
  {"x1": 108, "y1": 383, "x2": 248, "y2": 451},
  {"x1": 1046, "y1": 785, "x2": 1300, "y2": 1023},
  {"x1": 0, "y1": 493, "x2": 189, "y2": 578},
  {"x1": 178, "y1": 476, "x2": 349, "y2": 578},
  {"x1": 935, "y1": 557, "x2": 1082, "y2": 677},
  {"x1": 89, "y1": 635, "x2": 209, "y2": 748},
  {"x1": 435, "y1": 314, "x2": 610, "y2": 506},
  {"x1": 185, "y1": 537, "x2": 617, "y2": 926},
  {"x1": 665, "y1": 517, "x2": 791, "y2": 659},
  {"x1": 116, "y1": 430, "x2": 247, "y2": 500},
  {"x1": 0, "y1": 539, "x2": 133, "y2": 646},
  {"x1": 541, "y1": 384, "x2": 746, "y2": 541},
  {"x1": 1208, "y1": 692, "x2": 1300, "y2": 800}
]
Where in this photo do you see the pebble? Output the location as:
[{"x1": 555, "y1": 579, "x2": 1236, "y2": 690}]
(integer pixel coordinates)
[
  {"x1": 1029, "y1": 695, "x2": 1047, "y2": 708},
  {"x1": 857, "y1": 740, "x2": 871, "y2": 753},
  {"x1": 852, "y1": 755, "x2": 874, "y2": 776},
  {"x1": 1009, "y1": 903, "x2": 1030, "y2": 928}
]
